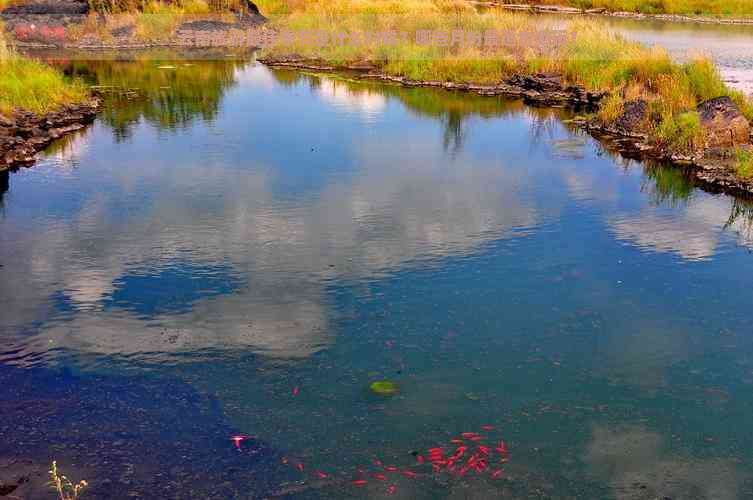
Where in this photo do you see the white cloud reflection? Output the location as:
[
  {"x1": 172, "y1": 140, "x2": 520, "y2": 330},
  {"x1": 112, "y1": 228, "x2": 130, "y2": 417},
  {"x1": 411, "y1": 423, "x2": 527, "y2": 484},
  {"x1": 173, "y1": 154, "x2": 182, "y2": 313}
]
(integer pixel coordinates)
[{"x1": 0, "y1": 129, "x2": 536, "y2": 365}]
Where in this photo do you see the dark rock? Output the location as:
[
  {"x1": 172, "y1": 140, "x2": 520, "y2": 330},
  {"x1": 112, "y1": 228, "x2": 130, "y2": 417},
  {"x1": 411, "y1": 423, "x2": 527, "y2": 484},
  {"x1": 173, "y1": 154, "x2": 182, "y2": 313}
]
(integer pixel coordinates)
[
  {"x1": 1, "y1": 100, "x2": 100, "y2": 171},
  {"x1": 244, "y1": 0, "x2": 261, "y2": 15},
  {"x1": 507, "y1": 73, "x2": 563, "y2": 93},
  {"x1": 2, "y1": 1, "x2": 88, "y2": 15},
  {"x1": 110, "y1": 25, "x2": 134, "y2": 37},
  {"x1": 697, "y1": 96, "x2": 750, "y2": 148},
  {"x1": 0, "y1": 482, "x2": 19, "y2": 495},
  {"x1": 614, "y1": 99, "x2": 648, "y2": 135}
]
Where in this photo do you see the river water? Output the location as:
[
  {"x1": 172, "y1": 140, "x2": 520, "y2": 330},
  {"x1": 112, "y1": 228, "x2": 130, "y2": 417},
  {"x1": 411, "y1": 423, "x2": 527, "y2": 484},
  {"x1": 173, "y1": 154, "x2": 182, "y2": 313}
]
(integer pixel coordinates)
[{"x1": 2, "y1": 56, "x2": 753, "y2": 499}]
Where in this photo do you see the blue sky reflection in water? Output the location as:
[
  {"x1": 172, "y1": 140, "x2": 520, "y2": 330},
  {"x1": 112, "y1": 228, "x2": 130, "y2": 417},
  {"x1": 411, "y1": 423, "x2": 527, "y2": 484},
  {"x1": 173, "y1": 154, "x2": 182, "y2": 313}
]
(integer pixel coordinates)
[{"x1": 1, "y1": 60, "x2": 753, "y2": 498}]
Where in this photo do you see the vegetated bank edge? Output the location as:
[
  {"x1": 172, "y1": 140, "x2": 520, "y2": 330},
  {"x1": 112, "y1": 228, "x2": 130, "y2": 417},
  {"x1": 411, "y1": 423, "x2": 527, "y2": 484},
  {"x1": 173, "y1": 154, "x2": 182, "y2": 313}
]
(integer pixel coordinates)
[
  {"x1": 0, "y1": 33, "x2": 100, "y2": 171},
  {"x1": 258, "y1": 54, "x2": 753, "y2": 197}
]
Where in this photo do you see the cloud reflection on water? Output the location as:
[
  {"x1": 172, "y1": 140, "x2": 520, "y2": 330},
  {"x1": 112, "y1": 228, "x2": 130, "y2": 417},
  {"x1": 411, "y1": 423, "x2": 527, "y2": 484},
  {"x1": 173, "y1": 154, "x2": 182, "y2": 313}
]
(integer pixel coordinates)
[{"x1": 0, "y1": 109, "x2": 537, "y2": 364}]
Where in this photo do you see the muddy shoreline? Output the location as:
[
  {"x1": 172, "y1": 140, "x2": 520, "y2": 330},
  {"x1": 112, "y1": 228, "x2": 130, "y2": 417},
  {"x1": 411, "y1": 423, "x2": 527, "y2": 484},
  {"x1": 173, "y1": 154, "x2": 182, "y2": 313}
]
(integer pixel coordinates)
[
  {"x1": 259, "y1": 55, "x2": 753, "y2": 197},
  {"x1": 0, "y1": 99, "x2": 101, "y2": 172},
  {"x1": 482, "y1": 2, "x2": 753, "y2": 26}
]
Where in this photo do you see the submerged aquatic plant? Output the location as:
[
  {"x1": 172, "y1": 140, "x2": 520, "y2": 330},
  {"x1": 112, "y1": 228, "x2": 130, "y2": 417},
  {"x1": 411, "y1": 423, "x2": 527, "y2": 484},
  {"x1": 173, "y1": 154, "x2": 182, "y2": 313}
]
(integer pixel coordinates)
[{"x1": 49, "y1": 461, "x2": 88, "y2": 500}]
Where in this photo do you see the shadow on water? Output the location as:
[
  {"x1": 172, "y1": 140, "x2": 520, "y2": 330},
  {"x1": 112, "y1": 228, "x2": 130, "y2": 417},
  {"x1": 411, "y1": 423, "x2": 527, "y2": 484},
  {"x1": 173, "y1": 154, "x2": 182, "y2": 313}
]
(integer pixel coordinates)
[
  {"x1": 0, "y1": 362, "x2": 293, "y2": 499},
  {"x1": 0, "y1": 170, "x2": 8, "y2": 207}
]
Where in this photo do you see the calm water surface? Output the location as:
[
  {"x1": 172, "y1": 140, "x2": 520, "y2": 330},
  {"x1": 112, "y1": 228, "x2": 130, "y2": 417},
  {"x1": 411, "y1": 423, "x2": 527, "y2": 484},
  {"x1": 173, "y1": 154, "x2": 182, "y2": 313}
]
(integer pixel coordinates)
[{"x1": 2, "y1": 58, "x2": 753, "y2": 499}]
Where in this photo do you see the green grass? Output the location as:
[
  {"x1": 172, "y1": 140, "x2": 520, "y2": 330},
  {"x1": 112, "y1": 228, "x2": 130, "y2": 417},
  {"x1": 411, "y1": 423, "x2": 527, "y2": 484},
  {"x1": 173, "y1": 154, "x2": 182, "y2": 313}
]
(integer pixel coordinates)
[
  {"x1": 0, "y1": 37, "x2": 89, "y2": 116},
  {"x1": 506, "y1": 0, "x2": 753, "y2": 17},
  {"x1": 736, "y1": 148, "x2": 753, "y2": 178},
  {"x1": 597, "y1": 92, "x2": 625, "y2": 123},
  {"x1": 655, "y1": 110, "x2": 703, "y2": 152}
]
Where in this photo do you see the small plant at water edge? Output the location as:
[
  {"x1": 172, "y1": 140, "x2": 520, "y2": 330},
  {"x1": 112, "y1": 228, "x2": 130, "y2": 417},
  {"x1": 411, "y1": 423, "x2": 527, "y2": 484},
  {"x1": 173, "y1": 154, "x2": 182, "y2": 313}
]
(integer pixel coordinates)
[
  {"x1": 49, "y1": 461, "x2": 88, "y2": 500},
  {"x1": 735, "y1": 148, "x2": 753, "y2": 179}
]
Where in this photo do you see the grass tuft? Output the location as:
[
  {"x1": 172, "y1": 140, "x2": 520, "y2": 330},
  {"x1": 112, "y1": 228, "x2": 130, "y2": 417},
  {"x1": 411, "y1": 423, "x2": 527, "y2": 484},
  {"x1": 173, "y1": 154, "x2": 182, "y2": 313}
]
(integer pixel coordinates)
[
  {"x1": 49, "y1": 461, "x2": 89, "y2": 500},
  {"x1": 736, "y1": 148, "x2": 753, "y2": 178},
  {"x1": 655, "y1": 110, "x2": 703, "y2": 152},
  {"x1": 0, "y1": 36, "x2": 89, "y2": 116}
]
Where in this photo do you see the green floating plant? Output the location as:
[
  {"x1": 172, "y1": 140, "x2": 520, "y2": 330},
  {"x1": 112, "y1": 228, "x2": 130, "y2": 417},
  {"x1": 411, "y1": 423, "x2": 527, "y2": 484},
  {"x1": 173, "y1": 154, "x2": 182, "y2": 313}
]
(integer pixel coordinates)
[{"x1": 370, "y1": 380, "x2": 399, "y2": 396}]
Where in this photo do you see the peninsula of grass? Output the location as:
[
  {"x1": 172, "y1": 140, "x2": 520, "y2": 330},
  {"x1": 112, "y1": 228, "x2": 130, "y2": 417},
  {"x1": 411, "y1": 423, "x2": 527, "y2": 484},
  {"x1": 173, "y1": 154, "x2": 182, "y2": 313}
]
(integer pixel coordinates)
[{"x1": 499, "y1": 0, "x2": 753, "y2": 17}]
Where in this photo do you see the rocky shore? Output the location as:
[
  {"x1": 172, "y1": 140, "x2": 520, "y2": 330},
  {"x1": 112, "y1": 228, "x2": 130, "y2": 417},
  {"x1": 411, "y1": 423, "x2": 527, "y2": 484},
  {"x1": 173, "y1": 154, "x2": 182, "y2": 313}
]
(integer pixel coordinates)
[
  {"x1": 260, "y1": 55, "x2": 753, "y2": 196},
  {"x1": 0, "y1": 99, "x2": 100, "y2": 171},
  {"x1": 583, "y1": 96, "x2": 753, "y2": 195}
]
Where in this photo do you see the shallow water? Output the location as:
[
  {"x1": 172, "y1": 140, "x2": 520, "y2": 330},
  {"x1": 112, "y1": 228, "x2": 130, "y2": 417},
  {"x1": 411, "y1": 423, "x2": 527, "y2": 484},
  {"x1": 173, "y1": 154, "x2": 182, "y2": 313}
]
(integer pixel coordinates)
[{"x1": 2, "y1": 58, "x2": 753, "y2": 498}]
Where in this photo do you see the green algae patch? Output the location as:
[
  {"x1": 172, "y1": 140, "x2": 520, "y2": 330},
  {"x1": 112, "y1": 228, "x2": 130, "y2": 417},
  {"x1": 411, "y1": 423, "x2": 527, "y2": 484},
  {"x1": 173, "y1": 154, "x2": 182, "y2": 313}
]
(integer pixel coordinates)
[{"x1": 370, "y1": 381, "x2": 399, "y2": 396}]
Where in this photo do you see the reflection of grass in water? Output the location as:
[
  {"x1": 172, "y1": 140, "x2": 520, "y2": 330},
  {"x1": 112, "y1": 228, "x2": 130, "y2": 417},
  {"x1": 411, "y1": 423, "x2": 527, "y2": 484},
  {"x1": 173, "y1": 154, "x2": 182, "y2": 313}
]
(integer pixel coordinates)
[
  {"x1": 267, "y1": 68, "x2": 556, "y2": 152},
  {"x1": 64, "y1": 57, "x2": 249, "y2": 138},
  {"x1": 269, "y1": 68, "x2": 526, "y2": 119},
  {"x1": 724, "y1": 197, "x2": 753, "y2": 239},
  {"x1": 641, "y1": 163, "x2": 694, "y2": 207}
]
